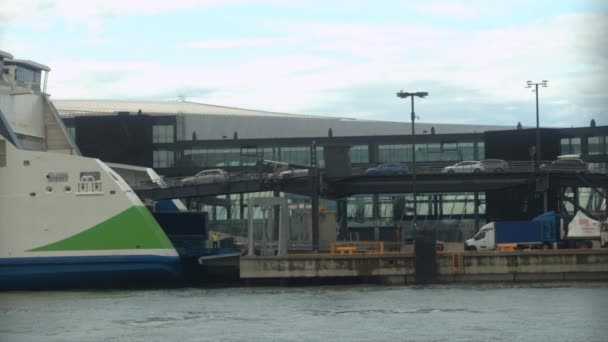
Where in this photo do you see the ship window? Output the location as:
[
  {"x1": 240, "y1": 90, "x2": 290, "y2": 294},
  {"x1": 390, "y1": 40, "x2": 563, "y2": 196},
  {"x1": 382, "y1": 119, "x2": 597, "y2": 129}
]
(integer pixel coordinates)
[
  {"x1": 79, "y1": 171, "x2": 100, "y2": 181},
  {"x1": 15, "y1": 67, "x2": 42, "y2": 91},
  {"x1": 23, "y1": 160, "x2": 30, "y2": 166},
  {"x1": 0, "y1": 140, "x2": 5, "y2": 167}
]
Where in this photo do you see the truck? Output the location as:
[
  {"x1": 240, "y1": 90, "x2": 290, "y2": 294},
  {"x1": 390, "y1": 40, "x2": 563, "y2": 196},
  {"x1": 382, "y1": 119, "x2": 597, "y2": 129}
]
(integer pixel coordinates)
[
  {"x1": 464, "y1": 212, "x2": 559, "y2": 251},
  {"x1": 559, "y1": 210, "x2": 608, "y2": 248},
  {"x1": 465, "y1": 211, "x2": 608, "y2": 251}
]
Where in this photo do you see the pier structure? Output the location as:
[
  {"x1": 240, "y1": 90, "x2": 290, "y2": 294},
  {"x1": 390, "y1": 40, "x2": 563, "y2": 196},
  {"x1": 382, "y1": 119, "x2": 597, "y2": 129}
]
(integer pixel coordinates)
[{"x1": 239, "y1": 249, "x2": 608, "y2": 285}]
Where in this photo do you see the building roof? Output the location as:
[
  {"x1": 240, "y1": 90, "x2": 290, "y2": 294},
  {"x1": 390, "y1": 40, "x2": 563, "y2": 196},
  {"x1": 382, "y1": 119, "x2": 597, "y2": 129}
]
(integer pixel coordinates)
[
  {"x1": 5, "y1": 59, "x2": 51, "y2": 72},
  {"x1": 54, "y1": 99, "x2": 334, "y2": 119},
  {"x1": 54, "y1": 99, "x2": 512, "y2": 138},
  {"x1": 0, "y1": 50, "x2": 14, "y2": 60}
]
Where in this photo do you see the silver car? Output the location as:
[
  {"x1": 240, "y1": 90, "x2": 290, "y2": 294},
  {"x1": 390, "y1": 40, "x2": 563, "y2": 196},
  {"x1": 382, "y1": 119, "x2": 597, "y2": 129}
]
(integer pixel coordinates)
[
  {"x1": 442, "y1": 161, "x2": 484, "y2": 173},
  {"x1": 480, "y1": 159, "x2": 508, "y2": 172},
  {"x1": 540, "y1": 158, "x2": 587, "y2": 173},
  {"x1": 180, "y1": 169, "x2": 229, "y2": 184},
  {"x1": 278, "y1": 168, "x2": 309, "y2": 179}
]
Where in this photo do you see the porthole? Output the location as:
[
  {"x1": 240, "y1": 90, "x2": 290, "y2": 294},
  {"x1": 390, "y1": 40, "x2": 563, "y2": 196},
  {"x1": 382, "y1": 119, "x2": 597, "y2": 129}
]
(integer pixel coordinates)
[
  {"x1": 64, "y1": 185, "x2": 72, "y2": 193},
  {"x1": 109, "y1": 190, "x2": 116, "y2": 195},
  {"x1": 29, "y1": 192, "x2": 36, "y2": 197},
  {"x1": 45, "y1": 186, "x2": 53, "y2": 193},
  {"x1": 23, "y1": 160, "x2": 30, "y2": 166}
]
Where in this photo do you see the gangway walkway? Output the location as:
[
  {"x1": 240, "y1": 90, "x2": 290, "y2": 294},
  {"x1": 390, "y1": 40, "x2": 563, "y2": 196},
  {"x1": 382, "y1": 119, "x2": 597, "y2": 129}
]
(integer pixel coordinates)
[{"x1": 134, "y1": 170, "x2": 608, "y2": 201}]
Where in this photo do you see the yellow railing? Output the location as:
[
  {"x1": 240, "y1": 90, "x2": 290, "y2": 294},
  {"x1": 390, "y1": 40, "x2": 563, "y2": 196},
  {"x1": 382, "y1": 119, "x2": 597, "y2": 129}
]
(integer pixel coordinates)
[{"x1": 329, "y1": 241, "x2": 403, "y2": 255}]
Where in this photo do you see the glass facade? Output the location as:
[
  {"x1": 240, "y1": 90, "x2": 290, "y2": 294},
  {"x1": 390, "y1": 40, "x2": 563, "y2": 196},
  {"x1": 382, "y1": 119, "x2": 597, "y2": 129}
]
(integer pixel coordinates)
[
  {"x1": 379, "y1": 144, "x2": 410, "y2": 162},
  {"x1": 560, "y1": 137, "x2": 581, "y2": 155},
  {"x1": 345, "y1": 193, "x2": 485, "y2": 222},
  {"x1": 349, "y1": 145, "x2": 369, "y2": 163},
  {"x1": 588, "y1": 136, "x2": 606, "y2": 155},
  {"x1": 153, "y1": 125, "x2": 175, "y2": 143},
  {"x1": 184, "y1": 148, "x2": 249, "y2": 167},
  {"x1": 589, "y1": 162, "x2": 608, "y2": 173},
  {"x1": 153, "y1": 150, "x2": 174, "y2": 168},
  {"x1": 169, "y1": 138, "x2": 497, "y2": 171},
  {"x1": 378, "y1": 142, "x2": 478, "y2": 163},
  {"x1": 173, "y1": 141, "x2": 490, "y2": 169},
  {"x1": 280, "y1": 147, "x2": 310, "y2": 165},
  {"x1": 179, "y1": 146, "x2": 325, "y2": 168}
]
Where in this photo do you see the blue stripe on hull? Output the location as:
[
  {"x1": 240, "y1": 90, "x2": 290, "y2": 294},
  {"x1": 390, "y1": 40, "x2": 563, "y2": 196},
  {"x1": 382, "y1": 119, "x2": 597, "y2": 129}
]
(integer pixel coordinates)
[{"x1": 0, "y1": 255, "x2": 182, "y2": 290}]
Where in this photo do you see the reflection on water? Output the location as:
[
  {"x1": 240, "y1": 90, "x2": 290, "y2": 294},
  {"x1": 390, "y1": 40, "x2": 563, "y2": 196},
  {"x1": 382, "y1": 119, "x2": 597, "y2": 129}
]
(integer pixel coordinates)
[{"x1": 1, "y1": 283, "x2": 607, "y2": 342}]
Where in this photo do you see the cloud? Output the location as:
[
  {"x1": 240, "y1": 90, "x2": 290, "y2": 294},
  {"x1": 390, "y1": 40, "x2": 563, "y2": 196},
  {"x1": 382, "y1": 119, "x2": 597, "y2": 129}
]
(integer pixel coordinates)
[
  {"x1": 415, "y1": 2, "x2": 480, "y2": 18},
  {"x1": 16, "y1": 5, "x2": 605, "y2": 128},
  {"x1": 0, "y1": 0, "x2": 264, "y2": 31},
  {"x1": 184, "y1": 38, "x2": 280, "y2": 49},
  {"x1": 1, "y1": 0, "x2": 248, "y2": 19}
]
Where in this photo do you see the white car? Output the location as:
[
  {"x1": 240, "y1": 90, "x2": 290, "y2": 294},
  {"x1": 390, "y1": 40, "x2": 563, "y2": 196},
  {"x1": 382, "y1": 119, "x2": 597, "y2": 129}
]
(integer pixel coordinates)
[
  {"x1": 278, "y1": 168, "x2": 309, "y2": 179},
  {"x1": 442, "y1": 161, "x2": 485, "y2": 173},
  {"x1": 180, "y1": 169, "x2": 229, "y2": 184}
]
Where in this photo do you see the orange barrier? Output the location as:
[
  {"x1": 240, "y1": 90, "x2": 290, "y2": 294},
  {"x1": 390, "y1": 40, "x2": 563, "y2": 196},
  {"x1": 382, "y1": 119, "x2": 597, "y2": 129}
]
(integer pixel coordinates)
[
  {"x1": 329, "y1": 241, "x2": 403, "y2": 255},
  {"x1": 336, "y1": 246, "x2": 357, "y2": 254},
  {"x1": 497, "y1": 243, "x2": 518, "y2": 252}
]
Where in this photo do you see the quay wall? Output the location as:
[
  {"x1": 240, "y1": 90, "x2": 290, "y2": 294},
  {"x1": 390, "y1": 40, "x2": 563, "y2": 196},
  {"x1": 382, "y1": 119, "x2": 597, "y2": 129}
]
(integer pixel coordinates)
[{"x1": 240, "y1": 250, "x2": 608, "y2": 284}]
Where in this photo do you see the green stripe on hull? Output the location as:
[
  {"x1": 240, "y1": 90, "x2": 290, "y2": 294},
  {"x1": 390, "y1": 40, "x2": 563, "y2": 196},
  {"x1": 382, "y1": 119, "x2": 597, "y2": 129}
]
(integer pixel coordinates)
[{"x1": 30, "y1": 206, "x2": 174, "y2": 251}]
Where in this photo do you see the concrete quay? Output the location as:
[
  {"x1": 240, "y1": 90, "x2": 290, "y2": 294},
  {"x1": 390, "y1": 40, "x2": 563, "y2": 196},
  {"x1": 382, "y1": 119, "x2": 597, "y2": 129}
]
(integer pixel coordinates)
[{"x1": 239, "y1": 250, "x2": 608, "y2": 285}]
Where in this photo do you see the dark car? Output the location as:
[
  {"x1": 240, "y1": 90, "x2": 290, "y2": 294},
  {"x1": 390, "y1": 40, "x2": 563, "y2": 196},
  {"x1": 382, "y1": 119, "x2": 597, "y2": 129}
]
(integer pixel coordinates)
[
  {"x1": 540, "y1": 158, "x2": 587, "y2": 173},
  {"x1": 365, "y1": 162, "x2": 409, "y2": 175}
]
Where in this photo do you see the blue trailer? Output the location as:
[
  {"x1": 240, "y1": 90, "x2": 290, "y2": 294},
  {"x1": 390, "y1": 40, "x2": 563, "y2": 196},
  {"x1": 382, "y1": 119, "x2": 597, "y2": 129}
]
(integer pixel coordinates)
[{"x1": 465, "y1": 212, "x2": 558, "y2": 251}]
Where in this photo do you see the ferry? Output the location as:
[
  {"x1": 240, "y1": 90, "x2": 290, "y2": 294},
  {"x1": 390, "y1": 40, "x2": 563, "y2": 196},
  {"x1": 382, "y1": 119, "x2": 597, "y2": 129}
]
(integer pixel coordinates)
[{"x1": 0, "y1": 51, "x2": 181, "y2": 289}]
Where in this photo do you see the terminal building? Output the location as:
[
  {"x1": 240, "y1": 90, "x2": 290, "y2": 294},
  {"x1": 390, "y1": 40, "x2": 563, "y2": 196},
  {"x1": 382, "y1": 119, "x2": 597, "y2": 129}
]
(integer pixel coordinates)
[{"x1": 55, "y1": 100, "x2": 608, "y2": 242}]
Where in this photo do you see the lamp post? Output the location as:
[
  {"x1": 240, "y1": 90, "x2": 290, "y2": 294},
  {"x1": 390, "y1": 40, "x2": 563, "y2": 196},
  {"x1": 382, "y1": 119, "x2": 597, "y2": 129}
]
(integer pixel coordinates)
[
  {"x1": 526, "y1": 80, "x2": 548, "y2": 171},
  {"x1": 396, "y1": 91, "x2": 428, "y2": 234}
]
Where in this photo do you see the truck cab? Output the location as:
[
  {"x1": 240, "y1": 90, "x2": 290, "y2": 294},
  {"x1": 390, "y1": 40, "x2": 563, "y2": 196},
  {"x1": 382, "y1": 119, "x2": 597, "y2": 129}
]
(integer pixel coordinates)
[{"x1": 464, "y1": 223, "x2": 495, "y2": 251}]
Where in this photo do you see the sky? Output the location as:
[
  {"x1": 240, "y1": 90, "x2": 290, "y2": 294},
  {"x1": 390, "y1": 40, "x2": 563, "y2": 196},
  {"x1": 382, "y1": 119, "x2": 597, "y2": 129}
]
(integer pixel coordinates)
[{"x1": 1, "y1": 0, "x2": 607, "y2": 127}]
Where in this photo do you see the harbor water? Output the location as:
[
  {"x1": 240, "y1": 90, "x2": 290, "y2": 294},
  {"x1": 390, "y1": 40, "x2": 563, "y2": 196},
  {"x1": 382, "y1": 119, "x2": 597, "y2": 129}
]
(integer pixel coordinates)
[{"x1": 1, "y1": 283, "x2": 607, "y2": 342}]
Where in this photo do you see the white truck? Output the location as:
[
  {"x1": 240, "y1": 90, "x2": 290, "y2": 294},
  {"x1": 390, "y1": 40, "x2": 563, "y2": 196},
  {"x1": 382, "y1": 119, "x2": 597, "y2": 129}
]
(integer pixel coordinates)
[
  {"x1": 560, "y1": 211, "x2": 608, "y2": 248},
  {"x1": 464, "y1": 211, "x2": 608, "y2": 251},
  {"x1": 464, "y1": 212, "x2": 558, "y2": 251}
]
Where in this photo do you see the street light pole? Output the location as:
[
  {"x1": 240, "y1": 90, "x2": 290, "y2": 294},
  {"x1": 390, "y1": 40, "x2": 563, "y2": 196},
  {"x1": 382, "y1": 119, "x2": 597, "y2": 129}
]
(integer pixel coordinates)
[
  {"x1": 397, "y1": 91, "x2": 428, "y2": 233},
  {"x1": 526, "y1": 80, "x2": 548, "y2": 171}
]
